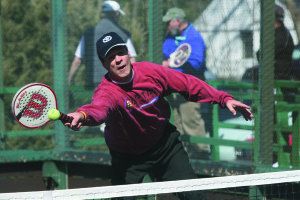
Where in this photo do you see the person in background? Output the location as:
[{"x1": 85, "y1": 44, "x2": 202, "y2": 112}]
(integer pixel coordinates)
[
  {"x1": 63, "y1": 31, "x2": 253, "y2": 200},
  {"x1": 68, "y1": 0, "x2": 137, "y2": 89},
  {"x1": 162, "y1": 7, "x2": 213, "y2": 160},
  {"x1": 243, "y1": 4, "x2": 294, "y2": 81},
  {"x1": 256, "y1": 4, "x2": 294, "y2": 80},
  {"x1": 254, "y1": 5, "x2": 295, "y2": 167}
]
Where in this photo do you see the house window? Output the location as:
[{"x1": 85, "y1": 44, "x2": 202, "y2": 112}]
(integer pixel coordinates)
[{"x1": 240, "y1": 30, "x2": 253, "y2": 58}]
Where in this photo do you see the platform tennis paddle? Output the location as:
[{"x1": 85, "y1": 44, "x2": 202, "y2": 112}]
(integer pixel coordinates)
[
  {"x1": 169, "y1": 43, "x2": 192, "y2": 68},
  {"x1": 11, "y1": 83, "x2": 73, "y2": 128}
]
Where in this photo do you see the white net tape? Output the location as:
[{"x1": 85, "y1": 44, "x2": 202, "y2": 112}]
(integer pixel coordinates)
[{"x1": 0, "y1": 170, "x2": 299, "y2": 200}]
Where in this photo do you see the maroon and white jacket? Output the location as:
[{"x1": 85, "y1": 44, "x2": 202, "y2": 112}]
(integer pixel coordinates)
[{"x1": 77, "y1": 61, "x2": 233, "y2": 155}]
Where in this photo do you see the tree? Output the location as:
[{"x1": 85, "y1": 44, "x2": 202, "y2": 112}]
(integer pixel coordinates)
[{"x1": 2, "y1": 0, "x2": 52, "y2": 87}]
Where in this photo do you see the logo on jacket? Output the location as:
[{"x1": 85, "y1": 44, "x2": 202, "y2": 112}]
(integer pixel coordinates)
[
  {"x1": 125, "y1": 99, "x2": 133, "y2": 109},
  {"x1": 125, "y1": 95, "x2": 159, "y2": 113}
]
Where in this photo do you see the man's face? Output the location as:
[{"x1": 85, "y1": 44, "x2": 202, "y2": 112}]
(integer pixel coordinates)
[
  {"x1": 275, "y1": 21, "x2": 281, "y2": 29},
  {"x1": 167, "y1": 19, "x2": 181, "y2": 36},
  {"x1": 102, "y1": 46, "x2": 132, "y2": 83}
]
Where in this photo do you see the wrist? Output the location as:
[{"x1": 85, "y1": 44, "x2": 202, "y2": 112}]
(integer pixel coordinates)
[
  {"x1": 224, "y1": 97, "x2": 234, "y2": 106},
  {"x1": 79, "y1": 111, "x2": 87, "y2": 123}
]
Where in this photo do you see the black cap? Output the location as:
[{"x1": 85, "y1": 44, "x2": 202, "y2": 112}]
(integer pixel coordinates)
[{"x1": 96, "y1": 32, "x2": 126, "y2": 59}]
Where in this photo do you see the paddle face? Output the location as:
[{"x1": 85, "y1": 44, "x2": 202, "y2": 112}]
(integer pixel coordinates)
[
  {"x1": 169, "y1": 43, "x2": 192, "y2": 68},
  {"x1": 11, "y1": 83, "x2": 57, "y2": 128}
]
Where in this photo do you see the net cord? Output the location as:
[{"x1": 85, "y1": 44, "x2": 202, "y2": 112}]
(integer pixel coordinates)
[{"x1": 0, "y1": 170, "x2": 299, "y2": 200}]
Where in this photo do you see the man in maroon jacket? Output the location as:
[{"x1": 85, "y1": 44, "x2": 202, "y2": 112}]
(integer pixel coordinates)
[{"x1": 64, "y1": 32, "x2": 253, "y2": 200}]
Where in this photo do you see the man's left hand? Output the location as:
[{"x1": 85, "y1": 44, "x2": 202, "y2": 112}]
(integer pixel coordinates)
[{"x1": 226, "y1": 99, "x2": 253, "y2": 121}]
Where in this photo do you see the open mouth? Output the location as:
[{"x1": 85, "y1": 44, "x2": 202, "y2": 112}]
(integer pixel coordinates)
[{"x1": 118, "y1": 64, "x2": 126, "y2": 71}]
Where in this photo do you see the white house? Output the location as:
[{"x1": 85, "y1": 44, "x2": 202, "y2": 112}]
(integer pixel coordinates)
[{"x1": 193, "y1": 0, "x2": 298, "y2": 80}]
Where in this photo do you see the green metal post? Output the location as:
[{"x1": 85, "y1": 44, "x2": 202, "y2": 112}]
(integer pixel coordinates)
[
  {"x1": 148, "y1": 0, "x2": 163, "y2": 64},
  {"x1": 51, "y1": 0, "x2": 69, "y2": 150},
  {"x1": 43, "y1": 161, "x2": 68, "y2": 190},
  {"x1": 0, "y1": 1, "x2": 5, "y2": 150},
  {"x1": 51, "y1": 0, "x2": 68, "y2": 189},
  {"x1": 258, "y1": 0, "x2": 275, "y2": 167},
  {"x1": 209, "y1": 82, "x2": 220, "y2": 161},
  {"x1": 249, "y1": 186, "x2": 264, "y2": 200},
  {"x1": 292, "y1": 109, "x2": 300, "y2": 168},
  {"x1": 146, "y1": 0, "x2": 162, "y2": 182}
]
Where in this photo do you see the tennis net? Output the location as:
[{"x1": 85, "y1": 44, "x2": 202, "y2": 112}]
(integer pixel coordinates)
[{"x1": 0, "y1": 170, "x2": 300, "y2": 200}]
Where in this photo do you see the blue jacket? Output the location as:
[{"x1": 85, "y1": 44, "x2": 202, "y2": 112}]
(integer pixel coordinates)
[{"x1": 163, "y1": 22, "x2": 206, "y2": 78}]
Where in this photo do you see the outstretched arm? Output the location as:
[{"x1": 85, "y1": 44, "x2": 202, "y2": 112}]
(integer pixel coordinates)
[{"x1": 226, "y1": 99, "x2": 253, "y2": 121}]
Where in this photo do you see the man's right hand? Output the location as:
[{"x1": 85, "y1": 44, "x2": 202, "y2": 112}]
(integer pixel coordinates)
[{"x1": 63, "y1": 112, "x2": 85, "y2": 131}]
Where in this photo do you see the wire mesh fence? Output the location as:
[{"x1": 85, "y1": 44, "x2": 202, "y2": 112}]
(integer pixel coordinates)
[{"x1": 1, "y1": 0, "x2": 300, "y2": 193}]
